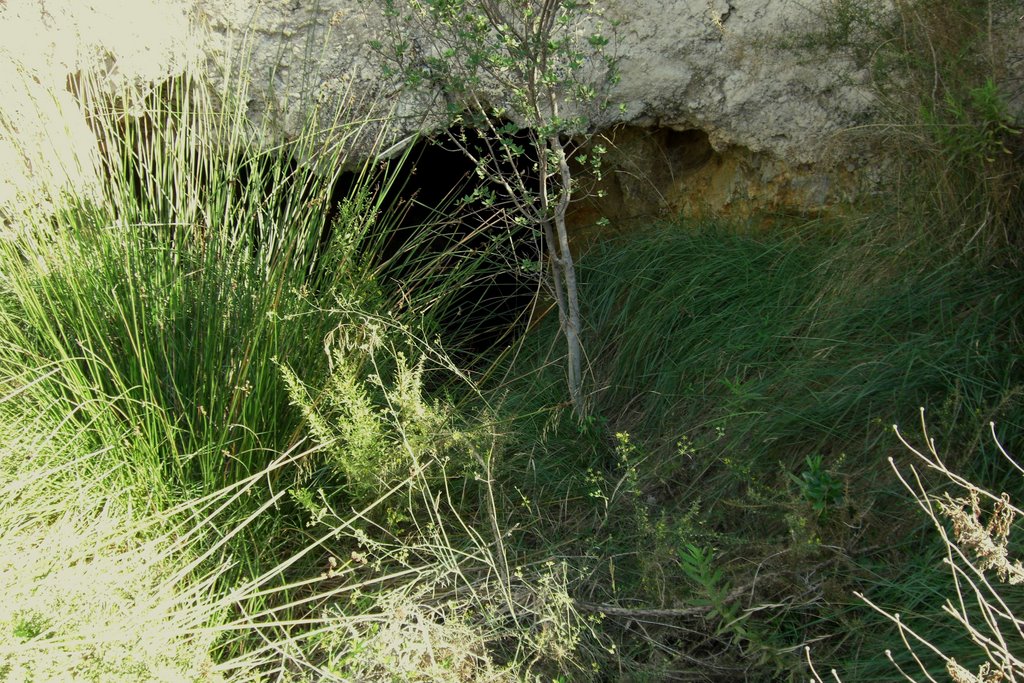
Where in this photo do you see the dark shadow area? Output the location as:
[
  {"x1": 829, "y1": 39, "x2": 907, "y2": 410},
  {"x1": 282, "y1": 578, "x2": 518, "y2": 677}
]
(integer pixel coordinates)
[{"x1": 325, "y1": 126, "x2": 542, "y2": 361}]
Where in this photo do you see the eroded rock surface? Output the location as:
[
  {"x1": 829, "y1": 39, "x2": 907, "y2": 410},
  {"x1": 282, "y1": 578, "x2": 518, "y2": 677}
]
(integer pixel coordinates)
[
  {"x1": 2, "y1": 0, "x2": 1016, "y2": 221},
  {"x1": 187, "y1": 0, "x2": 879, "y2": 215}
]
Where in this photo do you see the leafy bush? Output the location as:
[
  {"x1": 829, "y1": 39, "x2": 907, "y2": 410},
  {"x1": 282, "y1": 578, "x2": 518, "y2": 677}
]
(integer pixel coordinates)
[
  {"x1": 374, "y1": 0, "x2": 620, "y2": 414},
  {"x1": 279, "y1": 317, "x2": 472, "y2": 506}
]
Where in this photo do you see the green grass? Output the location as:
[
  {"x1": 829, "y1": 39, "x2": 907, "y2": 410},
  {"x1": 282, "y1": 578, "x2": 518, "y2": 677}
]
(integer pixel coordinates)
[
  {"x1": 801, "y1": 0, "x2": 1024, "y2": 265},
  {"x1": 0, "y1": 64, "x2": 606, "y2": 681},
  {"x1": 482, "y1": 218, "x2": 1024, "y2": 678}
]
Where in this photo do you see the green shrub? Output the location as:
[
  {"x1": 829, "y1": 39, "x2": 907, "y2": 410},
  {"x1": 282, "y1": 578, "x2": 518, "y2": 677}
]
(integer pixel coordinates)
[{"x1": 279, "y1": 317, "x2": 472, "y2": 507}]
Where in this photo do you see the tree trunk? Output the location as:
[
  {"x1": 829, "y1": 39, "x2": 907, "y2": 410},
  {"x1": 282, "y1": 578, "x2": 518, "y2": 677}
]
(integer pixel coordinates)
[{"x1": 549, "y1": 135, "x2": 584, "y2": 417}]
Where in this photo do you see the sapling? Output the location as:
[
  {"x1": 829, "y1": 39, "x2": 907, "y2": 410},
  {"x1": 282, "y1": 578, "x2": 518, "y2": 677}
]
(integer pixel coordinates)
[{"x1": 372, "y1": 0, "x2": 617, "y2": 416}]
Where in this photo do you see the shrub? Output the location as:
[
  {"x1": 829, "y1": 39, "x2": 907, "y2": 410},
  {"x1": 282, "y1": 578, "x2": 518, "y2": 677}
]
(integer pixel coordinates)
[{"x1": 373, "y1": 0, "x2": 620, "y2": 415}]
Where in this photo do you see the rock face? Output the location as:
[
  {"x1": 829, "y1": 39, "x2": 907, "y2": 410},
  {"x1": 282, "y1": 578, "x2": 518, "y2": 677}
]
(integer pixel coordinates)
[
  {"x1": 605, "y1": 0, "x2": 874, "y2": 164},
  {"x1": 188, "y1": 0, "x2": 879, "y2": 219},
  {"x1": 5, "y1": 0, "x2": 1011, "y2": 222}
]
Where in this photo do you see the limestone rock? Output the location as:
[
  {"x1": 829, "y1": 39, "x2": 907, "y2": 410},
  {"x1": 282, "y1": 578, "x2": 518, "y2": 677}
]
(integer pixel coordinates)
[{"x1": 2, "y1": 0, "x2": 1018, "y2": 220}]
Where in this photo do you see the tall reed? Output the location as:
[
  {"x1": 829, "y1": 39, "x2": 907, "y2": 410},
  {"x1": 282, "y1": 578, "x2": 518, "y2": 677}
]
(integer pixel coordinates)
[{"x1": 0, "y1": 66, "x2": 420, "y2": 497}]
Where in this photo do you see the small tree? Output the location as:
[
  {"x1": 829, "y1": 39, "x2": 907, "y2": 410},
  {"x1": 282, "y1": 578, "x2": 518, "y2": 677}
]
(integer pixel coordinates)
[{"x1": 372, "y1": 0, "x2": 617, "y2": 416}]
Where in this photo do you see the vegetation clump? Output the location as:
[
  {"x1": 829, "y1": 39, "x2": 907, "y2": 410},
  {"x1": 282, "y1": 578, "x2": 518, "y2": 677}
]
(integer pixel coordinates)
[{"x1": 372, "y1": 0, "x2": 619, "y2": 415}]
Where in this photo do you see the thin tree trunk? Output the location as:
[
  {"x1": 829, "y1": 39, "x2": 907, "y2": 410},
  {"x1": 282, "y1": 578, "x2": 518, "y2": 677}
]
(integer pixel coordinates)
[
  {"x1": 537, "y1": 140, "x2": 570, "y2": 369},
  {"x1": 549, "y1": 135, "x2": 584, "y2": 416}
]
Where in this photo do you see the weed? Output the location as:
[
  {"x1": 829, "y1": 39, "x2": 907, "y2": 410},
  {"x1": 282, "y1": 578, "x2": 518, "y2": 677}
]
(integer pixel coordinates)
[
  {"x1": 819, "y1": 0, "x2": 1024, "y2": 262},
  {"x1": 810, "y1": 413, "x2": 1024, "y2": 682},
  {"x1": 790, "y1": 454, "x2": 845, "y2": 517}
]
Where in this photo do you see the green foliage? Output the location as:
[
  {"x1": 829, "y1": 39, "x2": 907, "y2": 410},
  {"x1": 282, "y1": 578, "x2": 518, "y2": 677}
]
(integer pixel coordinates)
[
  {"x1": 373, "y1": 0, "x2": 620, "y2": 414},
  {"x1": 789, "y1": 454, "x2": 845, "y2": 517},
  {"x1": 676, "y1": 544, "x2": 730, "y2": 616},
  {"x1": 0, "y1": 70, "x2": 457, "y2": 499},
  {"x1": 0, "y1": 23, "x2": 612, "y2": 681},
  {"x1": 280, "y1": 320, "x2": 469, "y2": 507},
  {"x1": 2, "y1": 1, "x2": 1023, "y2": 678},
  {"x1": 490, "y1": 218, "x2": 1024, "y2": 678},
  {"x1": 0, "y1": 34, "x2": 629, "y2": 678},
  {"x1": 379, "y1": 0, "x2": 616, "y2": 126},
  {"x1": 10, "y1": 610, "x2": 47, "y2": 640},
  {"x1": 923, "y1": 77, "x2": 1021, "y2": 166},
  {"x1": 676, "y1": 543, "x2": 784, "y2": 670}
]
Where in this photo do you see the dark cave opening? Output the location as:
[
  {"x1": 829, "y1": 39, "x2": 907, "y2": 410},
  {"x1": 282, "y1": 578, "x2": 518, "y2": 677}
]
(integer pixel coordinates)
[{"x1": 324, "y1": 126, "x2": 542, "y2": 360}]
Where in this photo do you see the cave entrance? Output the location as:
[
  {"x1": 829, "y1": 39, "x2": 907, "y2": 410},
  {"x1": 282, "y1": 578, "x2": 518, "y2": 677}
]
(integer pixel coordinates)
[{"x1": 329, "y1": 127, "x2": 542, "y2": 359}]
